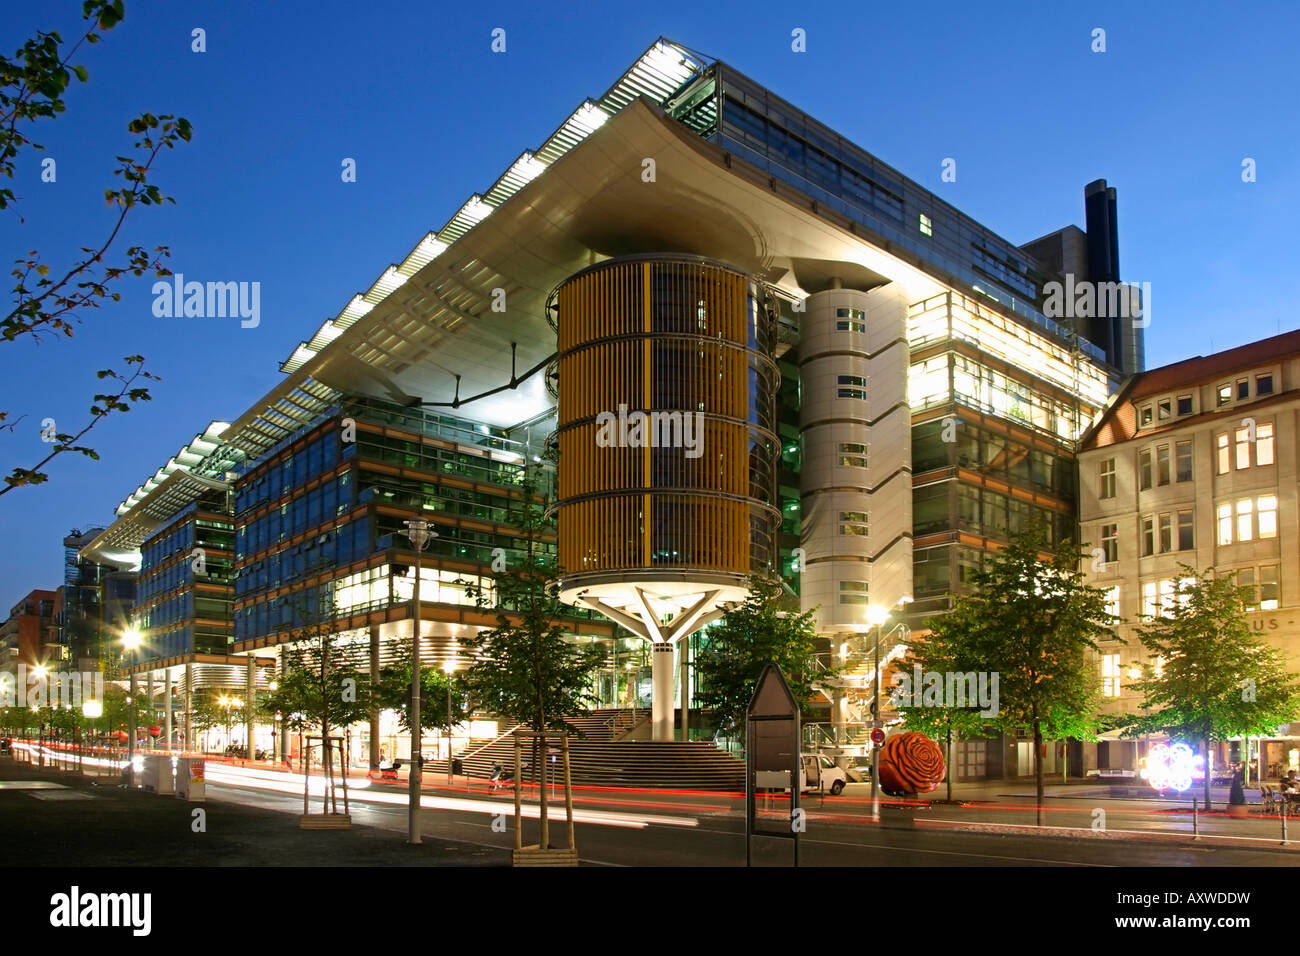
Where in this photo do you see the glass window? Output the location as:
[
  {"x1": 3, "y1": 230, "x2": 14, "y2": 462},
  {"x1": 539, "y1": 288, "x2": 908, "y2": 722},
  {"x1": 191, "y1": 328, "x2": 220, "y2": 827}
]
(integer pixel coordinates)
[
  {"x1": 1141, "y1": 515, "x2": 1155, "y2": 557},
  {"x1": 1238, "y1": 379, "x2": 1250, "y2": 400},
  {"x1": 918, "y1": 213, "x2": 932, "y2": 236},
  {"x1": 1218, "y1": 385, "x2": 1232, "y2": 407},
  {"x1": 1235, "y1": 427, "x2": 1251, "y2": 470},
  {"x1": 1140, "y1": 405, "x2": 1152, "y2": 426},
  {"x1": 1216, "y1": 433, "x2": 1229, "y2": 474},
  {"x1": 1098, "y1": 458, "x2": 1116, "y2": 499},
  {"x1": 1158, "y1": 399, "x2": 1171, "y2": 420},
  {"x1": 1257, "y1": 423, "x2": 1274, "y2": 466},
  {"x1": 1142, "y1": 581, "x2": 1158, "y2": 618},
  {"x1": 1158, "y1": 513, "x2": 1173, "y2": 553},
  {"x1": 1176, "y1": 441, "x2": 1193, "y2": 482},
  {"x1": 839, "y1": 441, "x2": 867, "y2": 468},
  {"x1": 1177, "y1": 510, "x2": 1194, "y2": 551},
  {"x1": 1139, "y1": 449, "x2": 1152, "y2": 490},
  {"x1": 1260, "y1": 565, "x2": 1280, "y2": 610},
  {"x1": 836, "y1": 320, "x2": 866, "y2": 332},
  {"x1": 1258, "y1": 495, "x2": 1277, "y2": 538},
  {"x1": 1238, "y1": 567, "x2": 1257, "y2": 611},
  {"x1": 1177, "y1": 395, "x2": 1193, "y2": 415},
  {"x1": 1156, "y1": 445, "x2": 1170, "y2": 485},
  {"x1": 838, "y1": 581, "x2": 868, "y2": 605},
  {"x1": 1257, "y1": 374, "x2": 1274, "y2": 396},
  {"x1": 1102, "y1": 654, "x2": 1121, "y2": 697},
  {"x1": 1217, "y1": 502, "x2": 1232, "y2": 545},
  {"x1": 1236, "y1": 498, "x2": 1254, "y2": 541},
  {"x1": 1101, "y1": 523, "x2": 1118, "y2": 563},
  {"x1": 837, "y1": 375, "x2": 866, "y2": 400},
  {"x1": 1103, "y1": 585, "x2": 1120, "y2": 619},
  {"x1": 838, "y1": 511, "x2": 869, "y2": 536}
]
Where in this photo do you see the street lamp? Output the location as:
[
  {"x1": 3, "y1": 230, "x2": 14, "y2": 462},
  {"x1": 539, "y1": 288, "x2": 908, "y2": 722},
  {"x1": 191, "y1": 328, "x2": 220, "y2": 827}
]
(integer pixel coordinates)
[
  {"x1": 402, "y1": 517, "x2": 437, "y2": 845},
  {"x1": 122, "y1": 627, "x2": 142, "y2": 787},
  {"x1": 866, "y1": 605, "x2": 889, "y2": 819},
  {"x1": 443, "y1": 660, "x2": 455, "y2": 785}
]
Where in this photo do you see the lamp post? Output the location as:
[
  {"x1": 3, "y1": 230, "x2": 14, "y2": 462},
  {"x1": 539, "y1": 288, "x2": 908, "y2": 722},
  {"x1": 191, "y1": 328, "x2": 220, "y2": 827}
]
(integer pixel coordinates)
[
  {"x1": 443, "y1": 660, "x2": 455, "y2": 786},
  {"x1": 122, "y1": 627, "x2": 142, "y2": 787},
  {"x1": 865, "y1": 606, "x2": 889, "y2": 820},
  {"x1": 402, "y1": 517, "x2": 436, "y2": 845}
]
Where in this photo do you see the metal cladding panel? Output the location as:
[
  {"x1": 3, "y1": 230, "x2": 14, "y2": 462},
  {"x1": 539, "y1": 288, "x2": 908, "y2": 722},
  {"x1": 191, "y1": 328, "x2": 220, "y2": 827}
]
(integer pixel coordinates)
[
  {"x1": 555, "y1": 256, "x2": 778, "y2": 584},
  {"x1": 799, "y1": 285, "x2": 912, "y2": 633}
]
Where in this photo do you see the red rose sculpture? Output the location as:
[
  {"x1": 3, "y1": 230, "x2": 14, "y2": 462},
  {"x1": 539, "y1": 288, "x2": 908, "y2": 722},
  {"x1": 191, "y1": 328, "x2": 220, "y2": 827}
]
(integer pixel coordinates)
[{"x1": 877, "y1": 731, "x2": 946, "y2": 795}]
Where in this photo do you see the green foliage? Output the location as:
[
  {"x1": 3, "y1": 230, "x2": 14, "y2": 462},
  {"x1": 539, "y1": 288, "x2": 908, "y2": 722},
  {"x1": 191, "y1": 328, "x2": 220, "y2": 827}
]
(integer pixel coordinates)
[
  {"x1": 460, "y1": 465, "x2": 604, "y2": 734},
  {"x1": 922, "y1": 527, "x2": 1116, "y2": 816},
  {"x1": 374, "y1": 637, "x2": 471, "y2": 734},
  {"x1": 1, "y1": 1, "x2": 189, "y2": 495},
  {"x1": 259, "y1": 586, "x2": 372, "y2": 741},
  {"x1": 1121, "y1": 567, "x2": 1300, "y2": 745},
  {"x1": 693, "y1": 573, "x2": 830, "y2": 740}
]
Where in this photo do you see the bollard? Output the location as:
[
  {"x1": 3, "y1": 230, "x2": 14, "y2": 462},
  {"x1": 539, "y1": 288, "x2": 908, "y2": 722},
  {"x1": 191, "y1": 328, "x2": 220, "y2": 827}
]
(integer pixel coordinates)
[
  {"x1": 1192, "y1": 797, "x2": 1199, "y2": 840},
  {"x1": 1282, "y1": 801, "x2": 1289, "y2": 845}
]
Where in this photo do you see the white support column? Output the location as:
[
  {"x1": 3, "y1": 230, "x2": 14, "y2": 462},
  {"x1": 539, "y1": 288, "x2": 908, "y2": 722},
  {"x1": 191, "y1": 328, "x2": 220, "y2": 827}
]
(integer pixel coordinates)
[
  {"x1": 245, "y1": 657, "x2": 256, "y2": 758},
  {"x1": 184, "y1": 662, "x2": 193, "y2": 751},
  {"x1": 164, "y1": 667, "x2": 173, "y2": 751},
  {"x1": 652, "y1": 643, "x2": 675, "y2": 741},
  {"x1": 679, "y1": 638, "x2": 689, "y2": 742}
]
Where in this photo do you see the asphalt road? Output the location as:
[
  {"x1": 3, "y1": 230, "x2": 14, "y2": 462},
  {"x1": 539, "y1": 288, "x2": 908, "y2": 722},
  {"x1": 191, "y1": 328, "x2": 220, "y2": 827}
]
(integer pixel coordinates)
[{"x1": 204, "y1": 772, "x2": 1300, "y2": 867}]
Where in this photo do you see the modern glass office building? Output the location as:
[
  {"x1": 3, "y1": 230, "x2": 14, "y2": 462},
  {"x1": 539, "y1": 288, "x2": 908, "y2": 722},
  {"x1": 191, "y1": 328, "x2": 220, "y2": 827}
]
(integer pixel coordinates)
[{"x1": 77, "y1": 39, "x2": 1132, "y2": 774}]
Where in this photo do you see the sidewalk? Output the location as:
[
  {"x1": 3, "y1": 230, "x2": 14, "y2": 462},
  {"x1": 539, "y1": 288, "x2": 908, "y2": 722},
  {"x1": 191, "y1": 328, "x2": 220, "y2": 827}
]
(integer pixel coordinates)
[{"x1": 0, "y1": 754, "x2": 509, "y2": 867}]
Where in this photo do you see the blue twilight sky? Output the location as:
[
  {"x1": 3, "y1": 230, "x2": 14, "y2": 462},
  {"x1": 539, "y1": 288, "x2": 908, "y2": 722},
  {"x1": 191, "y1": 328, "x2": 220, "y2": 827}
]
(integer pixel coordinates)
[{"x1": 2, "y1": 0, "x2": 1297, "y2": 608}]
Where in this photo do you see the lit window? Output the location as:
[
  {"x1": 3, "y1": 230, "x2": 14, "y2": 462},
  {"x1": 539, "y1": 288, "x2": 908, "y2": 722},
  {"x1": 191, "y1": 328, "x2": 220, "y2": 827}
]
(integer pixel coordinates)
[
  {"x1": 1217, "y1": 503, "x2": 1232, "y2": 545},
  {"x1": 1177, "y1": 510, "x2": 1194, "y2": 551},
  {"x1": 1260, "y1": 565, "x2": 1280, "y2": 610},
  {"x1": 1103, "y1": 586, "x2": 1120, "y2": 619},
  {"x1": 1235, "y1": 427, "x2": 1251, "y2": 470},
  {"x1": 1102, "y1": 654, "x2": 1121, "y2": 697},
  {"x1": 1218, "y1": 385, "x2": 1232, "y2": 407},
  {"x1": 1258, "y1": 495, "x2": 1277, "y2": 538},
  {"x1": 1236, "y1": 498, "x2": 1254, "y2": 541},
  {"x1": 1216, "y1": 433, "x2": 1230, "y2": 474},
  {"x1": 838, "y1": 442, "x2": 867, "y2": 468},
  {"x1": 1175, "y1": 441, "x2": 1193, "y2": 482},
  {"x1": 838, "y1": 511, "x2": 869, "y2": 536},
  {"x1": 1142, "y1": 581, "x2": 1158, "y2": 618},
  {"x1": 919, "y1": 213, "x2": 932, "y2": 236},
  {"x1": 838, "y1": 581, "x2": 868, "y2": 605},
  {"x1": 1257, "y1": 374, "x2": 1274, "y2": 396},
  {"x1": 1098, "y1": 458, "x2": 1116, "y2": 499},
  {"x1": 1257, "y1": 423, "x2": 1274, "y2": 466},
  {"x1": 1159, "y1": 579, "x2": 1178, "y2": 616}
]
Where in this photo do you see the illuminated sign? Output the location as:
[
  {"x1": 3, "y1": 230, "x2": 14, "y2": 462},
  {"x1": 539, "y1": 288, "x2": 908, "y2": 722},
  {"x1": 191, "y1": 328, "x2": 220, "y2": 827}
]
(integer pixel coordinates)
[{"x1": 1146, "y1": 742, "x2": 1198, "y2": 792}]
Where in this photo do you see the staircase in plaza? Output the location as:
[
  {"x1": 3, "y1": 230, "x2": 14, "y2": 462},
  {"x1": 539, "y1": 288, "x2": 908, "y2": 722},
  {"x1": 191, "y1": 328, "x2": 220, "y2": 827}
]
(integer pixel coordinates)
[{"x1": 443, "y1": 709, "x2": 744, "y2": 791}]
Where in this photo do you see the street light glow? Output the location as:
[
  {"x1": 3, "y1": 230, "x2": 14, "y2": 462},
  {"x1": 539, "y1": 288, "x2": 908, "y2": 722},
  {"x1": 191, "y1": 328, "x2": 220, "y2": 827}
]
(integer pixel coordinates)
[
  {"x1": 122, "y1": 627, "x2": 143, "y2": 651},
  {"x1": 866, "y1": 605, "x2": 889, "y2": 627}
]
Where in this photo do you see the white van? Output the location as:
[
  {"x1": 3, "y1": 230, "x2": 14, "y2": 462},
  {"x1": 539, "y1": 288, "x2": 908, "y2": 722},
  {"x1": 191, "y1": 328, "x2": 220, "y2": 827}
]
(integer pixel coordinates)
[{"x1": 801, "y1": 753, "x2": 847, "y2": 795}]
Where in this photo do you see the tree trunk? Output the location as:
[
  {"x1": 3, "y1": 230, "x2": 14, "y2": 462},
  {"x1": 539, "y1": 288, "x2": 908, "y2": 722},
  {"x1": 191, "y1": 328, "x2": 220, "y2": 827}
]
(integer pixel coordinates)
[
  {"x1": 946, "y1": 726, "x2": 954, "y2": 802},
  {"x1": 1203, "y1": 735, "x2": 1211, "y2": 812},
  {"x1": 1033, "y1": 719, "x2": 1044, "y2": 827}
]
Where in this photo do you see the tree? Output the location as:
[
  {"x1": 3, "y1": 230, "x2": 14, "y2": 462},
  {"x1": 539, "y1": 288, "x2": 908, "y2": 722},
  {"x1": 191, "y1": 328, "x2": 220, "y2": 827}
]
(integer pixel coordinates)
[
  {"x1": 928, "y1": 527, "x2": 1116, "y2": 824},
  {"x1": 461, "y1": 464, "x2": 604, "y2": 778},
  {"x1": 374, "y1": 636, "x2": 470, "y2": 736},
  {"x1": 894, "y1": 601, "x2": 994, "y2": 802},
  {"x1": 693, "y1": 573, "x2": 832, "y2": 743},
  {"x1": 2, "y1": 0, "x2": 191, "y2": 496},
  {"x1": 1120, "y1": 566, "x2": 1300, "y2": 810},
  {"x1": 260, "y1": 585, "x2": 372, "y2": 777}
]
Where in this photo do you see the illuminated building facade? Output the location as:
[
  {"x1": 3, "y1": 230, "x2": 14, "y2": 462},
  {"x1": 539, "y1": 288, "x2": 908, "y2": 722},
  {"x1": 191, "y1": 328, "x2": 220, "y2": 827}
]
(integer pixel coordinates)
[
  {"x1": 76, "y1": 40, "x2": 1128, "y2": 772},
  {"x1": 1080, "y1": 330, "x2": 1300, "y2": 776}
]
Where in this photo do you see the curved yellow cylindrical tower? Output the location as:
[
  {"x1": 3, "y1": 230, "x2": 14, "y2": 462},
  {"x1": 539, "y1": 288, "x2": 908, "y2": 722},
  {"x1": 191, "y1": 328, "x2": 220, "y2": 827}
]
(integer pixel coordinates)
[{"x1": 553, "y1": 255, "x2": 779, "y2": 738}]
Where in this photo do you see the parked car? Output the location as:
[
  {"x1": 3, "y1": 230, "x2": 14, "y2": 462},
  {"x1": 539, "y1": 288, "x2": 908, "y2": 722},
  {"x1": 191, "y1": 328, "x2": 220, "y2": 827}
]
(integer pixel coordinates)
[{"x1": 801, "y1": 753, "x2": 847, "y2": 795}]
